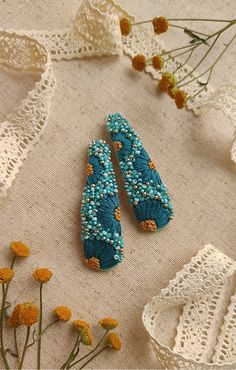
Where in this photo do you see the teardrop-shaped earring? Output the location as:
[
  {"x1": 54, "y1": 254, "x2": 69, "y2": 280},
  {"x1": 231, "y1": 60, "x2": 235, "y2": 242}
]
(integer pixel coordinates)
[
  {"x1": 107, "y1": 113, "x2": 173, "y2": 231},
  {"x1": 81, "y1": 139, "x2": 124, "y2": 271}
]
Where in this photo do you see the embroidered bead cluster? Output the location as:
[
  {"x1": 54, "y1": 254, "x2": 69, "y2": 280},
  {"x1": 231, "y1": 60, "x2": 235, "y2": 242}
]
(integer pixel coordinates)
[
  {"x1": 81, "y1": 140, "x2": 124, "y2": 264},
  {"x1": 107, "y1": 113, "x2": 173, "y2": 214}
]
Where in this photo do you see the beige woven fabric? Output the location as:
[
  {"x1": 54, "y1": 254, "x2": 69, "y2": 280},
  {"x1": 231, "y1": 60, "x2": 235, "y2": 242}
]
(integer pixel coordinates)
[{"x1": 0, "y1": 0, "x2": 236, "y2": 369}]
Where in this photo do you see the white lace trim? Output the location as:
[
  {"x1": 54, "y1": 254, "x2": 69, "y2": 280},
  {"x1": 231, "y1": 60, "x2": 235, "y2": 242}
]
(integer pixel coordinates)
[
  {"x1": 0, "y1": 0, "x2": 235, "y2": 197},
  {"x1": 142, "y1": 244, "x2": 236, "y2": 369}
]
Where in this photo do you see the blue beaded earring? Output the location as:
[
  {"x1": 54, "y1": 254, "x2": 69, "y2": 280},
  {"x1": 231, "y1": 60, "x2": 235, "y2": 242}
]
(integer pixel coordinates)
[
  {"x1": 107, "y1": 113, "x2": 173, "y2": 231},
  {"x1": 81, "y1": 139, "x2": 124, "y2": 271}
]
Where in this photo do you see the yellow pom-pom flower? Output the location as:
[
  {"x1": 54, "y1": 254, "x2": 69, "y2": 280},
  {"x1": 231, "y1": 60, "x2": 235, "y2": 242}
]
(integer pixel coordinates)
[
  {"x1": 99, "y1": 317, "x2": 118, "y2": 330},
  {"x1": 159, "y1": 72, "x2": 176, "y2": 92},
  {"x1": 0, "y1": 268, "x2": 14, "y2": 283},
  {"x1": 175, "y1": 89, "x2": 188, "y2": 109},
  {"x1": 9, "y1": 303, "x2": 39, "y2": 327},
  {"x1": 10, "y1": 241, "x2": 30, "y2": 257},
  {"x1": 152, "y1": 55, "x2": 164, "y2": 70},
  {"x1": 73, "y1": 319, "x2": 89, "y2": 331},
  {"x1": 107, "y1": 333, "x2": 122, "y2": 350},
  {"x1": 8, "y1": 304, "x2": 21, "y2": 327},
  {"x1": 152, "y1": 16, "x2": 169, "y2": 34},
  {"x1": 168, "y1": 86, "x2": 178, "y2": 99},
  {"x1": 33, "y1": 268, "x2": 52, "y2": 283},
  {"x1": 120, "y1": 17, "x2": 132, "y2": 36},
  {"x1": 81, "y1": 329, "x2": 93, "y2": 346},
  {"x1": 19, "y1": 303, "x2": 39, "y2": 326},
  {"x1": 132, "y1": 54, "x2": 147, "y2": 71},
  {"x1": 54, "y1": 306, "x2": 72, "y2": 321}
]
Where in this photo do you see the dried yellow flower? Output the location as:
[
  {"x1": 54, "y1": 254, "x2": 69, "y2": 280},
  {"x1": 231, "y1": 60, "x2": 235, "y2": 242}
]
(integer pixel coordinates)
[
  {"x1": 73, "y1": 319, "x2": 90, "y2": 331},
  {"x1": 152, "y1": 55, "x2": 164, "y2": 70},
  {"x1": 120, "y1": 17, "x2": 132, "y2": 36},
  {"x1": 107, "y1": 332, "x2": 122, "y2": 350},
  {"x1": 54, "y1": 306, "x2": 72, "y2": 321},
  {"x1": 10, "y1": 241, "x2": 30, "y2": 257},
  {"x1": 9, "y1": 303, "x2": 39, "y2": 327},
  {"x1": 168, "y1": 86, "x2": 178, "y2": 99},
  {"x1": 159, "y1": 72, "x2": 176, "y2": 92},
  {"x1": 8, "y1": 304, "x2": 21, "y2": 327},
  {"x1": 132, "y1": 54, "x2": 147, "y2": 71},
  {"x1": 33, "y1": 268, "x2": 52, "y2": 283},
  {"x1": 152, "y1": 16, "x2": 169, "y2": 34},
  {"x1": 99, "y1": 317, "x2": 118, "y2": 330},
  {"x1": 81, "y1": 329, "x2": 93, "y2": 346},
  {"x1": 19, "y1": 303, "x2": 39, "y2": 326},
  {"x1": 0, "y1": 268, "x2": 14, "y2": 283},
  {"x1": 175, "y1": 89, "x2": 188, "y2": 109}
]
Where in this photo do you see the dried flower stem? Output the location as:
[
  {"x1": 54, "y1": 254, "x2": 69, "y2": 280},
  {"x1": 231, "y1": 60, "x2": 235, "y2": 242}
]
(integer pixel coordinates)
[
  {"x1": 178, "y1": 31, "x2": 236, "y2": 88},
  {"x1": 61, "y1": 332, "x2": 80, "y2": 370},
  {"x1": 0, "y1": 284, "x2": 10, "y2": 369},
  {"x1": 18, "y1": 327, "x2": 30, "y2": 370},
  {"x1": 169, "y1": 23, "x2": 209, "y2": 36},
  {"x1": 68, "y1": 330, "x2": 109, "y2": 369},
  {"x1": 14, "y1": 327, "x2": 19, "y2": 363},
  {"x1": 37, "y1": 283, "x2": 43, "y2": 370},
  {"x1": 79, "y1": 346, "x2": 108, "y2": 370}
]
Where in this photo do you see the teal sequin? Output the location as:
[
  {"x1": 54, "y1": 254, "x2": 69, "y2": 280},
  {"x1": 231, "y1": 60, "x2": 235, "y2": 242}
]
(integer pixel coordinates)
[
  {"x1": 107, "y1": 113, "x2": 173, "y2": 230},
  {"x1": 81, "y1": 139, "x2": 124, "y2": 270}
]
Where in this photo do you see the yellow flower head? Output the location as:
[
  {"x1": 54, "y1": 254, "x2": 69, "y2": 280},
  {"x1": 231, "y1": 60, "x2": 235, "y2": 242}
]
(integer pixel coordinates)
[
  {"x1": 73, "y1": 319, "x2": 89, "y2": 331},
  {"x1": 33, "y1": 268, "x2": 52, "y2": 283},
  {"x1": 8, "y1": 304, "x2": 21, "y2": 327},
  {"x1": 81, "y1": 329, "x2": 93, "y2": 346},
  {"x1": 54, "y1": 306, "x2": 72, "y2": 321},
  {"x1": 9, "y1": 303, "x2": 39, "y2": 327},
  {"x1": 159, "y1": 72, "x2": 176, "y2": 92},
  {"x1": 120, "y1": 17, "x2": 132, "y2": 36},
  {"x1": 152, "y1": 16, "x2": 169, "y2": 34},
  {"x1": 175, "y1": 89, "x2": 188, "y2": 109},
  {"x1": 107, "y1": 332, "x2": 122, "y2": 350},
  {"x1": 152, "y1": 55, "x2": 164, "y2": 70},
  {"x1": 99, "y1": 317, "x2": 118, "y2": 330},
  {"x1": 168, "y1": 86, "x2": 178, "y2": 99},
  {"x1": 0, "y1": 268, "x2": 14, "y2": 283},
  {"x1": 10, "y1": 241, "x2": 30, "y2": 258},
  {"x1": 132, "y1": 54, "x2": 147, "y2": 72}
]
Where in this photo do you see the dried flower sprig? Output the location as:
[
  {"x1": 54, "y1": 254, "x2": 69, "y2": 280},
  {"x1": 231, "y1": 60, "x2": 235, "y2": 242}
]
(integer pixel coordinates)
[
  {"x1": 0, "y1": 242, "x2": 122, "y2": 370},
  {"x1": 120, "y1": 16, "x2": 236, "y2": 109}
]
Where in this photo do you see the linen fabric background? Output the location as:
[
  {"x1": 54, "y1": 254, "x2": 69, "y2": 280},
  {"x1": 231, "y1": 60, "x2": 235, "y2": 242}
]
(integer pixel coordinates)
[{"x1": 0, "y1": 0, "x2": 236, "y2": 368}]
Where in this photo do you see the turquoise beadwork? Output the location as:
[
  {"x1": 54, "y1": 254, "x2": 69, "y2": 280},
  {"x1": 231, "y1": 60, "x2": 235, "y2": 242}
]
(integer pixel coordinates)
[
  {"x1": 107, "y1": 113, "x2": 173, "y2": 231},
  {"x1": 81, "y1": 139, "x2": 124, "y2": 270}
]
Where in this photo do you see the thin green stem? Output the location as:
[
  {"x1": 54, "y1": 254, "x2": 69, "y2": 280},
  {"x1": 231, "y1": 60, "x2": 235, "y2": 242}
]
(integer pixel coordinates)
[
  {"x1": 167, "y1": 18, "x2": 234, "y2": 22},
  {"x1": 177, "y1": 32, "x2": 221, "y2": 84},
  {"x1": 178, "y1": 31, "x2": 236, "y2": 88},
  {"x1": 163, "y1": 42, "x2": 202, "y2": 55},
  {"x1": 10, "y1": 255, "x2": 16, "y2": 269},
  {"x1": 164, "y1": 44, "x2": 198, "y2": 63},
  {"x1": 18, "y1": 327, "x2": 30, "y2": 370},
  {"x1": 14, "y1": 327, "x2": 19, "y2": 363},
  {"x1": 37, "y1": 283, "x2": 43, "y2": 370},
  {"x1": 173, "y1": 49, "x2": 194, "y2": 73},
  {"x1": 0, "y1": 284, "x2": 10, "y2": 369},
  {"x1": 188, "y1": 68, "x2": 213, "y2": 100},
  {"x1": 61, "y1": 333, "x2": 80, "y2": 370},
  {"x1": 68, "y1": 330, "x2": 108, "y2": 369},
  {"x1": 169, "y1": 23, "x2": 209, "y2": 36},
  {"x1": 27, "y1": 320, "x2": 58, "y2": 349},
  {"x1": 78, "y1": 347, "x2": 107, "y2": 370}
]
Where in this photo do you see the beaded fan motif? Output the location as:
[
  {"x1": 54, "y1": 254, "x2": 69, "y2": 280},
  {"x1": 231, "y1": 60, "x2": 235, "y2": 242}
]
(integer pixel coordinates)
[
  {"x1": 81, "y1": 140, "x2": 124, "y2": 271},
  {"x1": 107, "y1": 113, "x2": 173, "y2": 231}
]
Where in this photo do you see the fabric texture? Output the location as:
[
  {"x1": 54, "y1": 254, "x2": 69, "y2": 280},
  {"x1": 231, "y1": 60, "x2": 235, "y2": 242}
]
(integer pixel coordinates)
[{"x1": 0, "y1": 0, "x2": 236, "y2": 369}]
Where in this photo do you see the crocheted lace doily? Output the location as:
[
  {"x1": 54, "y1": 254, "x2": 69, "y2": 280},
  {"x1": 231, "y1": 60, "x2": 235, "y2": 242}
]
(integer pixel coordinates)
[
  {"x1": 143, "y1": 244, "x2": 236, "y2": 369},
  {"x1": 0, "y1": 0, "x2": 235, "y2": 197}
]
